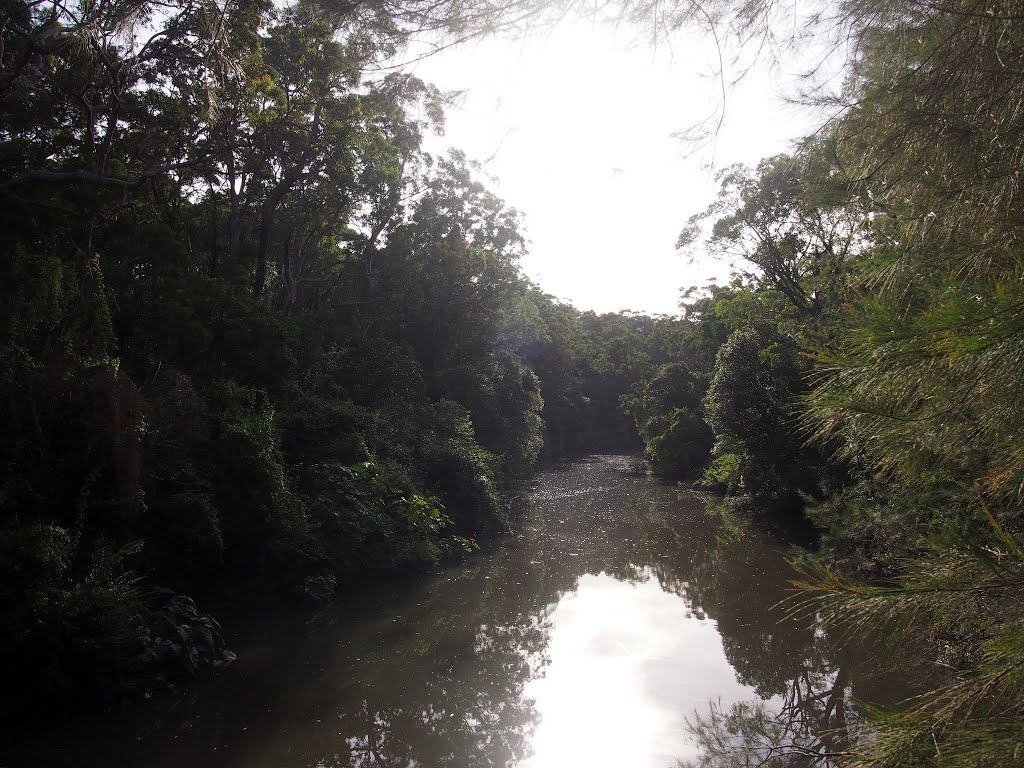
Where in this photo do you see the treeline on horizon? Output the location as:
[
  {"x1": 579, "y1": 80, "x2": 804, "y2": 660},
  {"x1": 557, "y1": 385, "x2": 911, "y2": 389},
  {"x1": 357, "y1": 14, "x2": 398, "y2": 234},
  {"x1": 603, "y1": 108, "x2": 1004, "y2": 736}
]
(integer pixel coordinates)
[{"x1": 3, "y1": 0, "x2": 1024, "y2": 763}]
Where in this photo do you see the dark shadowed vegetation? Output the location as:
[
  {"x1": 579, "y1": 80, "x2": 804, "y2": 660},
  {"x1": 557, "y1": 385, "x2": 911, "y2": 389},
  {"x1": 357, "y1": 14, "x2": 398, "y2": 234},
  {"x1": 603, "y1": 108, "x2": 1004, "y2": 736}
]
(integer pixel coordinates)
[{"x1": 0, "y1": 0, "x2": 657, "y2": 713}]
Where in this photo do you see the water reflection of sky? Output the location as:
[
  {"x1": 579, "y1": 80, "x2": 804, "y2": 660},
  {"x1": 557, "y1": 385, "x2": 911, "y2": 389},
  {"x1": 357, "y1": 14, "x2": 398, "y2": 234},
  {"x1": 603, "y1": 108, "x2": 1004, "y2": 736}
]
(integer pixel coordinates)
[
  {"x1": 10, "y1": 457, "x2": 887, "y2": 768},
  {"x1": 520, "y1": 571, "x2": 759, "y2": 768}
]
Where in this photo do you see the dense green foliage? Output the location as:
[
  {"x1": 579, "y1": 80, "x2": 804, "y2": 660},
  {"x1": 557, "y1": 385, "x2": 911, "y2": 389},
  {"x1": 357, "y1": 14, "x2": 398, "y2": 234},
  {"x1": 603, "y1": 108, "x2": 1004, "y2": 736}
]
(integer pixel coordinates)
[
  {"x1": 633, "y1": 0, "x2": 1024, "y2": 763},
  {"x1": 0, "y1": 0, "x2": 654, "y2": 712}
]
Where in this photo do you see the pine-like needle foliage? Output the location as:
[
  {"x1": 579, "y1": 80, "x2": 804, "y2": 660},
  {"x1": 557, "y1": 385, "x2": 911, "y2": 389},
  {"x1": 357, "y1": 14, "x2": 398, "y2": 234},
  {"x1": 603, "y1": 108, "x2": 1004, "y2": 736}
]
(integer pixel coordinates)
[
  {"x1": 784, "y1": 1, "x2": 1024, "y2": 764},
  {"x1": 789, "y1": 514, "x2": 1024, "y2": 767}
]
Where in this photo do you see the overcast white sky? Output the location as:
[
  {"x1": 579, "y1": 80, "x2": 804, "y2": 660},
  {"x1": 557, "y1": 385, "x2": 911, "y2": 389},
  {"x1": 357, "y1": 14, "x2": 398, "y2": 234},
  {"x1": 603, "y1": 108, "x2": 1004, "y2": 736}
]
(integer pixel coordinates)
[{"x1": 399, "y1": 20, "x2": 827, "y2": 316}]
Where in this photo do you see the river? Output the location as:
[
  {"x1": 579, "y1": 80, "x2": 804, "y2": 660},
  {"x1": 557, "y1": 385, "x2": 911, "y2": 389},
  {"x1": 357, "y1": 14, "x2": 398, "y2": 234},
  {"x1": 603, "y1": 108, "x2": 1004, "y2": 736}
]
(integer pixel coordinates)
[{"x1": 9, "y1": 455, "x2": 903, "y2": 767}]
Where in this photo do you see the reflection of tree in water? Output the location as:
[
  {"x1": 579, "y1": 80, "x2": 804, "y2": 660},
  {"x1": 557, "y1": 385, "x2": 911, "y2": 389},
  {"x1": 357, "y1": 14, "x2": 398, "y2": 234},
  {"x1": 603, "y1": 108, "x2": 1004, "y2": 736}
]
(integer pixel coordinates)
[
  {"x1": 497, "y1": 457, "x2": 884, "y2": 768},
  {"x1": 677, "y1": 696, "x2": 849, "y2": 767},
  {"x1": 34, "y1": 456, "x2": 900, "y2": 768},
  {"x1": 319, "y1": 455, "x2": 707, "y2": 767},
  {"x1": 620, "y1": 494, "x2": 902, "y2": 768},
  {"x1": 545, "y1": 470, "x2": 896, "y2": 768},
  {"x1": 515, "y1": 461, "x2": 854, "y2": 768},
  {"x1": 676, "y1": 665, "x2": 861, "y2": 767},
  {"x1": 323, "y1": 551, "x2": 556, "y2": 767}
]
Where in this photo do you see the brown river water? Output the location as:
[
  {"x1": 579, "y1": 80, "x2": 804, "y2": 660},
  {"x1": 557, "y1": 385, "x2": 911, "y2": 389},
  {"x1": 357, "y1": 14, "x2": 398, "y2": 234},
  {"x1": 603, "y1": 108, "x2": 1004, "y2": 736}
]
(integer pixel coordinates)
[{"x1": 6, "y1": 455, "x2": 904, "y2": 768}]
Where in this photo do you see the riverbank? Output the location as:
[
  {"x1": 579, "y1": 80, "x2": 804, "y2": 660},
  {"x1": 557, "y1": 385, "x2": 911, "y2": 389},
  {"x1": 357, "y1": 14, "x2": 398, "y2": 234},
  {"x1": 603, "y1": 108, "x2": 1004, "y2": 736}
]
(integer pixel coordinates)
[{"x1": 4, "y1": 456, "x2": 905, "y2": 768}]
